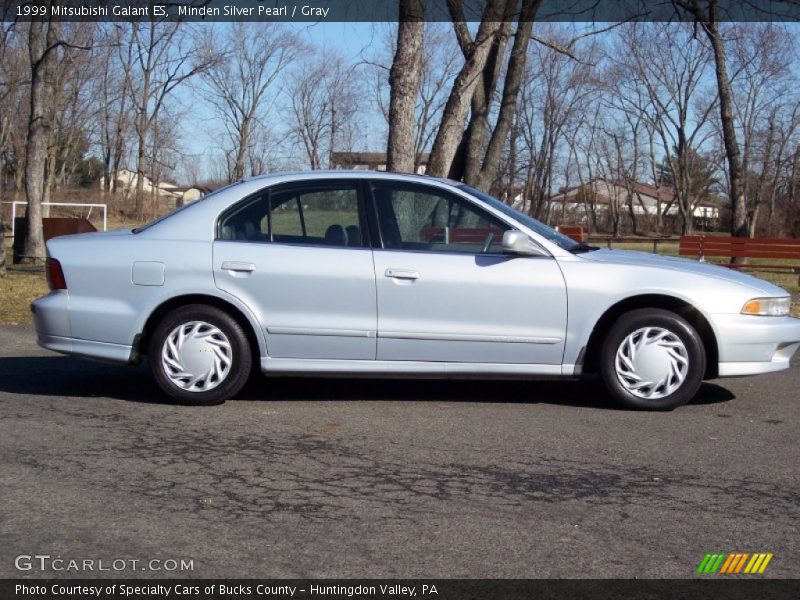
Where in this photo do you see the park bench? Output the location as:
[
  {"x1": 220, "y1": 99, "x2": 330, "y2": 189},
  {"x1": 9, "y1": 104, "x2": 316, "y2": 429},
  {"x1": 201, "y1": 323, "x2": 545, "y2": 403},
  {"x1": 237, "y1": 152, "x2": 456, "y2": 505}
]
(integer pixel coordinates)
[
  {"x1": 679, "y1": 235, "x2": 800, "y2": 284},
  {"x1": 555, "y1": 225, "x2": 586, "y2": 242}
]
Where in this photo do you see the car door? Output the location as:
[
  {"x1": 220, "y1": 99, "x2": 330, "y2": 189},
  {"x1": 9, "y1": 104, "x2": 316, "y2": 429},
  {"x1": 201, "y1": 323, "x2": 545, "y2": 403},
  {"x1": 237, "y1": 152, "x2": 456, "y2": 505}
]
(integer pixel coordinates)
[
  {"x1": 369, "y1": 180, "x2": 567, "y2": 364},
  {"x1": 213, "y1": 180, "x2": 377, "y2": 360}
]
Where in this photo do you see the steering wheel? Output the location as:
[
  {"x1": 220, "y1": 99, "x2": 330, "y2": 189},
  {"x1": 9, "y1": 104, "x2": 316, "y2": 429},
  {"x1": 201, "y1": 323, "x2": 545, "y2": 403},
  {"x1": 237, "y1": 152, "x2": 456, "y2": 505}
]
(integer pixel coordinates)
[{"x1": 481, "y1": 232, "x2": 495, "y2": 254}]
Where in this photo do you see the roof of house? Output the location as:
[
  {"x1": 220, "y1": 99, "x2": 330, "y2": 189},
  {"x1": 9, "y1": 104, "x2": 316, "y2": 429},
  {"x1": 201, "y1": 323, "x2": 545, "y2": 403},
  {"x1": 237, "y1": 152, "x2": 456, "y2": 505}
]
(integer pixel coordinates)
[{"x1": 549, "y1": 178, "x2": 721, "y2": 208}]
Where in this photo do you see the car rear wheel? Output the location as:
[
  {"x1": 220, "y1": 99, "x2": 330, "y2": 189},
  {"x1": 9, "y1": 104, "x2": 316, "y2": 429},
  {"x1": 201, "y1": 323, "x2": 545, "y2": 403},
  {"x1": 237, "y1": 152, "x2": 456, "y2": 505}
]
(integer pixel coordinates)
[
  {"x1": 599, "y1": 308, "x2": 706, "y2": 410},
  {"x1": 149, "y1": 304, "x2": 252, "y2": 405}
]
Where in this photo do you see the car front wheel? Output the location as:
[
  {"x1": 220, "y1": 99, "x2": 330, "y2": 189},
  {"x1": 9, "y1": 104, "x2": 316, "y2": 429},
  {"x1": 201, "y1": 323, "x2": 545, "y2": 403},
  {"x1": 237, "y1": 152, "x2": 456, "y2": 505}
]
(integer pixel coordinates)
[
  {"x1": 149, "y1": 304, "x2": 252, "y2": 405},
  {"x1": 600, "y1": 308, "x2": 706, "y2": 410}
]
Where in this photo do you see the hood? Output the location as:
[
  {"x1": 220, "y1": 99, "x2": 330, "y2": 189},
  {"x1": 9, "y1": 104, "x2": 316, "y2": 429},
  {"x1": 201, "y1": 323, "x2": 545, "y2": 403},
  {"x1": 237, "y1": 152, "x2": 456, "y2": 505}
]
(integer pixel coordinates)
[{"x1": 580, "y1": 248, "x2": 788, "y2": 296}]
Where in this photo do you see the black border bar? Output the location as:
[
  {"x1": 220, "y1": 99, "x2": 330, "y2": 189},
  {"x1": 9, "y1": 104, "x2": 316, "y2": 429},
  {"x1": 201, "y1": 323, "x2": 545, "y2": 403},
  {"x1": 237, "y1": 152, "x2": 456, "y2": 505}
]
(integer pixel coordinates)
[
  {"x1": 3, "y1": 579, "x2": 800, "y2": 600},
  {"x1": 4, "y1": 0, "x2": 800, "y2": 23}
]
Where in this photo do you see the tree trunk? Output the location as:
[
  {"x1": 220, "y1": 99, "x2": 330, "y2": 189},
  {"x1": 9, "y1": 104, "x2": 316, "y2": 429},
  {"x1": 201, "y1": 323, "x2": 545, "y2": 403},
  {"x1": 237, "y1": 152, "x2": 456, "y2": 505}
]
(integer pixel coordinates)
[
  {"x1": 426, "y1": 0, "x2": 506, "y2": 177},
  {"x1": 23, "y1": 16, "x2": 58, "y2": 264},
  {"x1": 474, "y1": 0, "x2": 540, "y2": 191},
  {"x1": 234, "y1": 119, "x2": 250, "y2": 181},
  {"x1": 690, "y1": 3, "x2": 747, "y2": 239},
  {"x1": 386, "y1": 0, "x2": 425, "y2": 173},
  {"x1": 0, "y1": 165, "x2": 5, "y2": 277},
  {"x1": 455, "y1": 1, "x2": 515, "y2": 184},
  {"x1": 135, "y1": 29, "x2": 153, "y2": 218},
  {"x1": 134, "y1": 103, "x2": 149, "y2": 217},
  {"x1": 0, "y1": 114, "x2": 7, "y2": 277}
]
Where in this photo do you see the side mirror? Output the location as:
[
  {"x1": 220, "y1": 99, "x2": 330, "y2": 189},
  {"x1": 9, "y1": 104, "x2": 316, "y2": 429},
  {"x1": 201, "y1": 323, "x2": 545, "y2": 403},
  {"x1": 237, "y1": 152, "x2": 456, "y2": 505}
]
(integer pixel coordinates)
[{"x1": 502, "y1": 230, "x2": 548, "y2": 257}]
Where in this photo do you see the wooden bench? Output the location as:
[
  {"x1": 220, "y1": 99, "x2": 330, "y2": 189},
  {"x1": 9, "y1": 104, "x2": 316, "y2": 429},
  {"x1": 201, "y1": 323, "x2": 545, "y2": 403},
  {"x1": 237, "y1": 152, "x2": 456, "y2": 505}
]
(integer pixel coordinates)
[
  {"x1": 421, "y1": 227, "x2": 506, "y2": 245},
  {"x1": 590, "y1": 234, "x2": 678, "y2": 253},
  {"x1": 555, "y1": 225, "x2": 585, "y2": 242},
  {"x1": 679, "y1": 235, "x2": 800, "y2": 284}
]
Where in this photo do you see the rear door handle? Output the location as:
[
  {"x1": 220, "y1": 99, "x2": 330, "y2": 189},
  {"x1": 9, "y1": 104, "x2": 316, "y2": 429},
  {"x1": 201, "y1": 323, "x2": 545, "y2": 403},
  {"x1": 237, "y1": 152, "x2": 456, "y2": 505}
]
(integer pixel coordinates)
[
  {"x1": 385, "y1": 268, "x2": 420, "y2": 280},
  {"x1": 221, "y1": 261, "x2": 256, "y2": 273}
]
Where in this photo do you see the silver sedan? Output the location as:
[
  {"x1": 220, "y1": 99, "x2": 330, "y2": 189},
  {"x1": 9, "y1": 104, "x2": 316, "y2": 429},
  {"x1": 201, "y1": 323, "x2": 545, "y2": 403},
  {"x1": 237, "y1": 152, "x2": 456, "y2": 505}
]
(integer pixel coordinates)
[{"x1": 32, "y1": 171, "x2": 800, "y2": 409}]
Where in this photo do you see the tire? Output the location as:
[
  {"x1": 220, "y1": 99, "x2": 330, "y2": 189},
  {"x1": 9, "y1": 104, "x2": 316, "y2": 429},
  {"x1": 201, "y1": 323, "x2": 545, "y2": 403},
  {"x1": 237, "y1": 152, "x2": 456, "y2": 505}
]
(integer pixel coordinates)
[
  {"x1": 599, "y1": 308, "x2": 706, "y2": 411},
  {"x1": 148, "y1": 304, "x2": 252, "y2": 405}
]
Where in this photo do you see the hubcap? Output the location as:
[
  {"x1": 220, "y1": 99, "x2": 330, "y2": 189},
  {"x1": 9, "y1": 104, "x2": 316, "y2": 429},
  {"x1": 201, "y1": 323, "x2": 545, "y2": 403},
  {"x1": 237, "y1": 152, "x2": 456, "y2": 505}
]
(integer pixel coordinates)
[
  {"x1": 615, "y1": 327, "x2": 689, "y2": 399},
  {"x1": 161, "y1": 321, "x2": 233, "y2": 392}
]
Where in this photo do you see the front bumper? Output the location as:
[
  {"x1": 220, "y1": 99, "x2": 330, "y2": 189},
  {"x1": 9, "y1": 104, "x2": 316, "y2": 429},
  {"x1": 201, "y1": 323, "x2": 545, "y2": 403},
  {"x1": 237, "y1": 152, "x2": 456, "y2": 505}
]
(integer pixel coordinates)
[{"x1": 711, "y1": 314, "x2": 800, "y2": 377}]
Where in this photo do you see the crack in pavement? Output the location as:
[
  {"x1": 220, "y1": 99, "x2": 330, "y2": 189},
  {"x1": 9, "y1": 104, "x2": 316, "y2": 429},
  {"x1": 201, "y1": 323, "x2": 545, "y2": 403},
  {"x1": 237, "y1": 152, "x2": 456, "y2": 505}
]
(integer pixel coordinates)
[{"x1": 4, "y1": 406, "x2": 798, "y2": 524}]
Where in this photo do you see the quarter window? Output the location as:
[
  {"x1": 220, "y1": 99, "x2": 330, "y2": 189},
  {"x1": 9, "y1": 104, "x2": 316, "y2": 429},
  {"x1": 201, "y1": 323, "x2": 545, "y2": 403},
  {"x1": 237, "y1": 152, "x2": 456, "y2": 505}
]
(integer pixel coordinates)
[
  {"x1": 218, "y1": 183, "x2": 364, "y2": 248},
  {"x1": 371, "y1": 183, "x2": 509, "y2": 254}
]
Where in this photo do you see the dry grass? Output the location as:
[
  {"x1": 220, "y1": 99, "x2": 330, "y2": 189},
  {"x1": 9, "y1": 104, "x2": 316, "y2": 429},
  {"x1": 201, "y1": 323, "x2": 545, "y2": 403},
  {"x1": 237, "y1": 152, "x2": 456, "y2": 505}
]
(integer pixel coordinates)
[{"x1": 0, "y1": 267, "x2": 48, "y2": 325}]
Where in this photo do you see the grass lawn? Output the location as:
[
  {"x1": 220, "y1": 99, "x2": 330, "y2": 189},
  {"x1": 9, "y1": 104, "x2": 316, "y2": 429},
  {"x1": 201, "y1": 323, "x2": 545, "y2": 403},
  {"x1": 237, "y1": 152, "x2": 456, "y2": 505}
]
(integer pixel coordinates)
[
  {"x1": 1, "y1": 237, "x2": 798, "y2": 325},
  {"x1": 0, "y1": 264, "x2": 48, "y2": 325}
]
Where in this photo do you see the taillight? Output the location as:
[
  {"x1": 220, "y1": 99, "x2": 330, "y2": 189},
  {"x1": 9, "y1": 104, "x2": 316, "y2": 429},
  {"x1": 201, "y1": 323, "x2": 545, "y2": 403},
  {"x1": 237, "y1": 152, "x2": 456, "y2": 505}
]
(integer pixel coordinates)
[{"x1": 46, "y1": 258, "x2": 67, "y2": 290}]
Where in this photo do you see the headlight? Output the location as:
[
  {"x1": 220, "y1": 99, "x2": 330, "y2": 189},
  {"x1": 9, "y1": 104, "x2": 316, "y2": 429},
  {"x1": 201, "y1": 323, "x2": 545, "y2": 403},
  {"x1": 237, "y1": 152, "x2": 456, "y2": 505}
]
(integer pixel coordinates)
[{"x1": 741, "y1": 297, "x2": 791, "y2": 316}]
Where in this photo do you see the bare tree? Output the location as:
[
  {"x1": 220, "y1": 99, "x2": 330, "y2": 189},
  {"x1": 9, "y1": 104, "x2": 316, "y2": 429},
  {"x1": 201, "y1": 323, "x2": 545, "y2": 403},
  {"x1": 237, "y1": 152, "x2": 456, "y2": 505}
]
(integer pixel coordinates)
[
  {"x1": 386, "y1": 0, "x2": 426, "y2": 173},
  {"x1": 519, "y1": 24, "x2": 599, "y2": 221},
  {"x1": 287, "y1": 53, "x2": 360, "y2": 170},
  {"x1": 674, "y1": 0, "x2": 747, "y2": 239},
  {"x1": 42, "y1": 23, "x2": 97, "y2": 215},
  {"x1": 200, "y1": 22, "x2": 295, "y2": 182},
  {"x1": 724, "y1": 23, "x2": 800, "y2": 236},
  {"x1": 460, "y1": 0, "x2": 542, "y2": 190},
  {"x1": 127, "y1": 21, "x2": 213, "y2": 216},
  {"x1": 369, "y1": 23, "x2": 460, "y2": 170},
  {"x1": 425, "y1": 0, "x2": 507, "y2": 177},
  {"x1": 0, "y1": 16, "x2": 18, "y2": 276},
  {"x1": 97, "y1": 23, "x2": 135, "y2": 196},
  {"x1": 22, "y1": 11, "x2": 60, "y2": 264},
  {"x1": 447, "y1": 0, "x2": 518, "y2": 184},
  {"x1": 608, "y1": 22, "x2": 717, "y2": 234}
]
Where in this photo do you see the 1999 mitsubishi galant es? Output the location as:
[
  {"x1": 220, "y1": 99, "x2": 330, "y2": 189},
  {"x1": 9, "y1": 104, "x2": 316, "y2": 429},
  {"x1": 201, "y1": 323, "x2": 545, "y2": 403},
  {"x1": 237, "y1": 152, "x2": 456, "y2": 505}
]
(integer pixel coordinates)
[{"x1": 32, "y1": 171, "x2": 800, "y2": 410}]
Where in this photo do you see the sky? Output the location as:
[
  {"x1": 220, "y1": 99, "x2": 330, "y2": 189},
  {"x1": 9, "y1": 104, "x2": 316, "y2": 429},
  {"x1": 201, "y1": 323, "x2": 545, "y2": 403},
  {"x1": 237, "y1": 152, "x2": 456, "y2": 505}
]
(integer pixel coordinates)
[{"x1": 175, "y1": 21, "x2": 389, "y2": 183}]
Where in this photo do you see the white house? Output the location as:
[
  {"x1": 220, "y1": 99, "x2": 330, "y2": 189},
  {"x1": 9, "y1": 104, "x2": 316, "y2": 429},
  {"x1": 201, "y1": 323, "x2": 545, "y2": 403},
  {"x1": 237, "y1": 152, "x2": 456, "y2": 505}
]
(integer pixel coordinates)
[
  {"x1": 547, "y1": 178, "x2": 720, "y2": 223},
  {"x1": 100, "y1": 170, "x2": 209, "y2": 205}
]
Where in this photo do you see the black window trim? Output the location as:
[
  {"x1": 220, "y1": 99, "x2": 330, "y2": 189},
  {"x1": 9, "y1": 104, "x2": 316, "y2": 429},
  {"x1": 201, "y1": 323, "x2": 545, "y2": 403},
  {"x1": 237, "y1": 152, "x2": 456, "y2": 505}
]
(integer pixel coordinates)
[
  {"x1": 216, "y1": 179, "x2": 372, "y2": 249},
  {"x1": 364, "y1": 179, "x2": 514, "y2": 257}
]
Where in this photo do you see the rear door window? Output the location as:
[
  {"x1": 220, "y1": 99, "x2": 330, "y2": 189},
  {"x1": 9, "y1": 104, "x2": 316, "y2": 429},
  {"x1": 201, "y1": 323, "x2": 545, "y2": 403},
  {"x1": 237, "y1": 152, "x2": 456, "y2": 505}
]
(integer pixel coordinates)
[{"x1": 218, "y1": 182, "x2": 366, "y2": 248}]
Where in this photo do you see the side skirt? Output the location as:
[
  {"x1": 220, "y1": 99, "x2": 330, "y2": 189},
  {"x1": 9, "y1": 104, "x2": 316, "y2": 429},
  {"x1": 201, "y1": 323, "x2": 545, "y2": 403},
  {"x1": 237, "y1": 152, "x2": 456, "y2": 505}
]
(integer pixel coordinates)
[{"x1": 260, "y1": 357, "x2": 571, "y2": 379}]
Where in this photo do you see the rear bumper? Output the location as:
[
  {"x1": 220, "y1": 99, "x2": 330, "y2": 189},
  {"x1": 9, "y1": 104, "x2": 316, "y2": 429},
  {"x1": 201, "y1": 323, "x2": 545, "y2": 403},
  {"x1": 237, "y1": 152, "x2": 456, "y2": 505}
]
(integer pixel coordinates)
[
  {"x1": 32, "y1": 291, "x2": 132, "y2": 364},
  {"x1": 37, "y1": 333, "x2": 133, "y2": 364},
  {"x1": 712, "y1": 314, "x2": 800, "y2": 377}
]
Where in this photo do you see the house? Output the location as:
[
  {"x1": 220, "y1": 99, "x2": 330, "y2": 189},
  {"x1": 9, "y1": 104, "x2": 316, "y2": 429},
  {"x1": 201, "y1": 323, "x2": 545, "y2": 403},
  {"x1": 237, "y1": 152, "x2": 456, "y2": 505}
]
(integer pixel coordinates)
[
  {"x1": 330, "y1": 152, "x2": 429, "y2": 174},
  {"x1": 100, "y1": 170, "x2": 210, "y2": 205},
  {"x1": 170, "y1": 185, "x2": 213, "y2": 204},
  {"x1": 547, "y1": 178, "x2": 720, "y2": 223}
]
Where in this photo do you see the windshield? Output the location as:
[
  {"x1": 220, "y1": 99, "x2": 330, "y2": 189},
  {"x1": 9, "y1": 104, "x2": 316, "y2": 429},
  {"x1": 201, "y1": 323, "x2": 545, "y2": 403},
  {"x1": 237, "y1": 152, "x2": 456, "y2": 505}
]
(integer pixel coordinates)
[{"x1": 458, "y1": 185, "x2": 581, "y2": 251}]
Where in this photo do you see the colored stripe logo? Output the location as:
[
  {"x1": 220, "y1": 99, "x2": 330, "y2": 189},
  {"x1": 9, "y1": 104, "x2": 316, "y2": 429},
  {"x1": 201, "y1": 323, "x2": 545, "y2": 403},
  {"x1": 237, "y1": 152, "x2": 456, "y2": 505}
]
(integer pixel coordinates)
[{"x1": 696, "y1": 552, "x2": 773, "y2": 574}]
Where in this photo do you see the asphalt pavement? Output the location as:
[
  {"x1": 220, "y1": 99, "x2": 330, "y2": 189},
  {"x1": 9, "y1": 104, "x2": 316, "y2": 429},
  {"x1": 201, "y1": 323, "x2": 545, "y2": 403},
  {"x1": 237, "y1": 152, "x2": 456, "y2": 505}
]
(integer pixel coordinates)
[{"x1": 0, "y1": 324, "x2": 798, "y2": 578}]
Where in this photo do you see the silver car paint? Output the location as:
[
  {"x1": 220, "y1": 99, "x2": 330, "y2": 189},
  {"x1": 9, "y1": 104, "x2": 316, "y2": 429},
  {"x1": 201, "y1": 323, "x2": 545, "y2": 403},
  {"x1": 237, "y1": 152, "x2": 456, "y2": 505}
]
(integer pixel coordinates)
[
  {"x1": 32, "y1": 170, "x2": 800, "y2": 379},
  {"x1": 214, "y1": 242, "x2": 378, "y2": 360},
  {"x1": 372, "y1": 249, "x2": 566, "y2": 364}
]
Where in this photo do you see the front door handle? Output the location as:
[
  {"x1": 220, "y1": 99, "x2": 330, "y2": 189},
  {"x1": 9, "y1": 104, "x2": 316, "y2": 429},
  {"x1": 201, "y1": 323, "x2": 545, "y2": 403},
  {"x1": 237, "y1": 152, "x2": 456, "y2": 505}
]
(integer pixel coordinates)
[
  {"x1": 385, "y1": 268, "x2": 420, "y2": 280},
  {"x1": 221, "y1": 261, "x2": 256, "y2": 273}
]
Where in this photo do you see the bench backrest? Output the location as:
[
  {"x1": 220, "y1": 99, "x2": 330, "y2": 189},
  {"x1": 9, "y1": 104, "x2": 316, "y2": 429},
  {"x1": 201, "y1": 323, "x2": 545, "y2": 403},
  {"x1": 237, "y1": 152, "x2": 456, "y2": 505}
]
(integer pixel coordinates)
[
  {"x1": 679, "y1": 236, "x2": 800, "y2": 260},
  {"x1": 421, "y1": 226, "x2": 506, "y2": 244},
  {"x1": 555, "y1": 225, "x2": 586, "y2": 242}
]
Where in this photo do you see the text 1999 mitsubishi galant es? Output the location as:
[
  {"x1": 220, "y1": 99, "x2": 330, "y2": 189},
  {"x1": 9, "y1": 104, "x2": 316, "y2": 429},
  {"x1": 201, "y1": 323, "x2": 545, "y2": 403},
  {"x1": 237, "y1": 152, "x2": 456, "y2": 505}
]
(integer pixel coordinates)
[{"x1": 32, "y1": 171, "x2": 800, "y2": 410}]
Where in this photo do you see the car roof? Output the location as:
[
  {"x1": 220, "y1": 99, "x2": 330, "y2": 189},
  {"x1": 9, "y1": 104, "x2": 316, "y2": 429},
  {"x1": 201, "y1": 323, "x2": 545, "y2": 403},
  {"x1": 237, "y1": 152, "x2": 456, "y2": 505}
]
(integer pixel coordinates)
[
  {"x1": 138, "y1": 170, "x2": 466, "y2": 240},
  {"x1": 241, "y1": 169, "x2": 461, "y2": 188}
]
